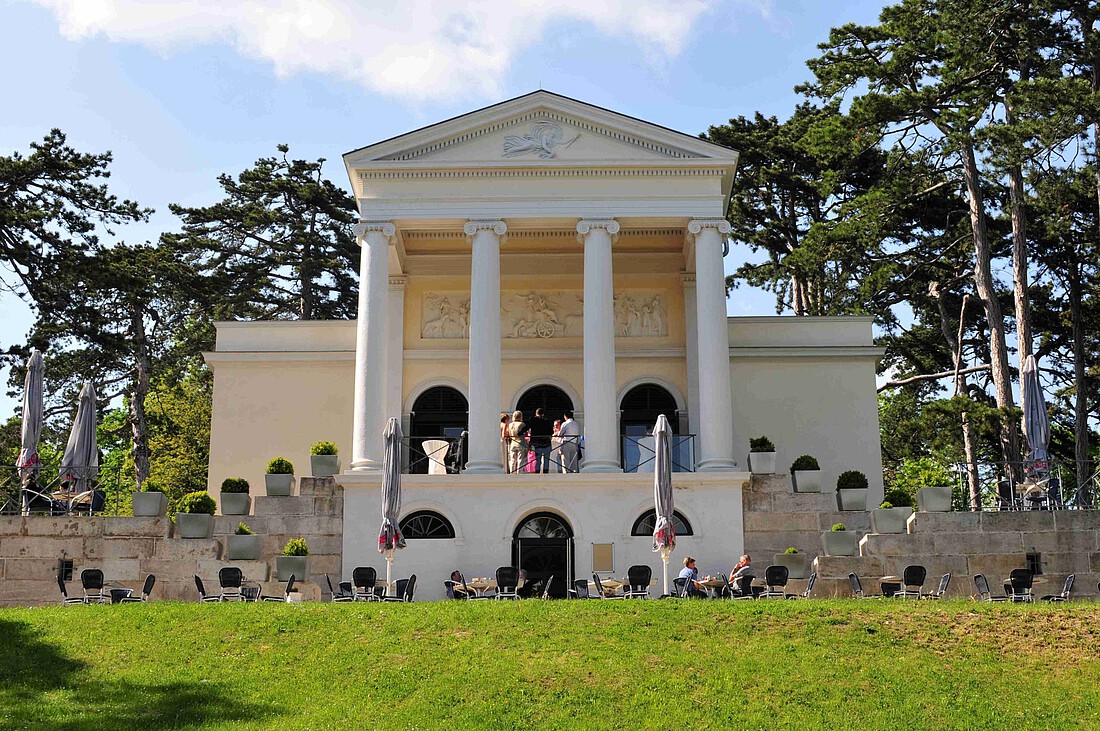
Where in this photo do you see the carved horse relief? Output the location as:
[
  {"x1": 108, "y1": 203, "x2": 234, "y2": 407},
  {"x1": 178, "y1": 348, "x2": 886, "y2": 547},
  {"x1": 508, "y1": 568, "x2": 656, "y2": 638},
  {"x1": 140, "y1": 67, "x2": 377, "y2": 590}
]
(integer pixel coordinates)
[{"x1": 503, "y1": 121, "x2": 579, "y2": 159}]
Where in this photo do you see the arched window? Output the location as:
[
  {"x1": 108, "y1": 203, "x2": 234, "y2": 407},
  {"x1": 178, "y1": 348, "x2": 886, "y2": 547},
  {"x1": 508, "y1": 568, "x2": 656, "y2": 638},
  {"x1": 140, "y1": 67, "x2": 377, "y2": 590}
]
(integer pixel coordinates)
[
  {"x1": 409, "y1": 386, "x2": 468, "y2": 438},
  {"x1": 619, "y1": 383, "x2": 679, "y2": 435},
  {"x1": 630, "y1": 509, "x2": 693, "y2": 536},
  {"x1": 514, "y1": 511, "x2": 573, "y2": 539},
  {"x1": 399, "y1": 510, "x2": 456, "y2": 539},
  {"x1": 516, "y1": 385, "x2": 574, "y2": 423}
]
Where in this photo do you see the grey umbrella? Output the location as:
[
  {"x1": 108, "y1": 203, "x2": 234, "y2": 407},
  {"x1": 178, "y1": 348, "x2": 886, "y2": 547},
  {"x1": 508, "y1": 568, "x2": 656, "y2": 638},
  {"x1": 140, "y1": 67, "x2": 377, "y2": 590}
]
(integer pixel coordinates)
[
  {"x1": 651, "y1": 414, "x2": 675, "y2": 596},
  {"x1": 1021, "y1": 355, "x2": 1050, "y2": 476},
  {"x1": 16, "y1": 350, "x2": 44, "y2": 485},
  {"x1": 59, "y1": 381, "x2": 99, "y2": 494},
  {"x1": 378, "y1": 416, "x2": 406, "y2": 596}
]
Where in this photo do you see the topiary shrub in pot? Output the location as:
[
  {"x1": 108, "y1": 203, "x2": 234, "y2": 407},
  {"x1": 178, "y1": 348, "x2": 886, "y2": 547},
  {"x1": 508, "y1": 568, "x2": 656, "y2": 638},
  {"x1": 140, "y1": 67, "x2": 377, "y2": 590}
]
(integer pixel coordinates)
[
  {"x1": 276, "y1": 537, "x2": 310, "y2": 581},
  {"x1": 773, "y1": 546, "x2": 810, "y2": 579},
  {"x1": 175, "y1": 491, "x2": 217, "y2": 539},
  {"x1": 789, "y1": 455, "x2": 821, "y2": 493},
  {"x1": 226, "y1": 522, "x2": 262, "y2": 561},
  {"x1": 747, "y1": 436, "x2": 776, "y2": 474},
  {"x1": 132, "y1": 478, "x2": 168, "y2": 517},
  {"x1": 219, "y1": 477, "x2": 251, "y2": 515},
  {"x1": 309, "y1": 441, "x2": 340, "y2": 477},
  {"x1": 871, "y1": 500, "x2": 913, "y2": 534},
  {"x1": 835, "y1": 470, "x2": 869, "y2": 511},
  {"x1": 265, "y1": 457, "x2": 295, "y2": 497},
  {"x1": 822, "y1": 522, "x2": 858, "y2": 556}
]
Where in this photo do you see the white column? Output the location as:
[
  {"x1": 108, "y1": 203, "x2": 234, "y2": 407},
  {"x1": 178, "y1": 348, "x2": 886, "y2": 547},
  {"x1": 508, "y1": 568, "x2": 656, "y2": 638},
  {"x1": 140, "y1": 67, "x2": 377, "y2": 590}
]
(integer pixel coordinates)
[
  {"x1": 577, "y1": 219, "x2": 621, "y2": 473},
  {"x1": 384, "y1": 275, "x2": 407, "y2": 428},
  {"x1": 463, "y1": 220, "x2": 507, "y2": 473},
  {"x1": 681, "y1": 272, "x2": 701, "y2": 436},
  {"x1": 349, "y1": 221, "x2": 395, "y2": 472},
  {"x1": 689, "y1": 218, "x2": 736, "y2": 471}
]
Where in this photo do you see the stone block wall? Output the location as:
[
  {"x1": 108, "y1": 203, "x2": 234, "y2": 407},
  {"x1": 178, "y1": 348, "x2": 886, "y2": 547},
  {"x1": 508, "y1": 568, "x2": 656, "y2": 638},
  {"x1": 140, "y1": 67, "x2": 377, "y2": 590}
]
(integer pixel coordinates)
[{"x1": 0, "y1": 477, "x2": 342, "y2": 607}]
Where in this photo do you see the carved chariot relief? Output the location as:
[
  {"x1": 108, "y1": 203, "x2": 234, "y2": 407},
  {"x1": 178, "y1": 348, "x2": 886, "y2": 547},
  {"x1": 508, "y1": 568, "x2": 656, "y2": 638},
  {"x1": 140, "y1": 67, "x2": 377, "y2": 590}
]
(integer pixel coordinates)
[
  {"x1": 502, "y1": 121, "x2": 579, "y2": 159},
  {"x1": 503, "y1": 292, "x2": 582, "y2": 339},
  {"x1": 421, "y1": 294, "x2": 471, "y2": 339}
]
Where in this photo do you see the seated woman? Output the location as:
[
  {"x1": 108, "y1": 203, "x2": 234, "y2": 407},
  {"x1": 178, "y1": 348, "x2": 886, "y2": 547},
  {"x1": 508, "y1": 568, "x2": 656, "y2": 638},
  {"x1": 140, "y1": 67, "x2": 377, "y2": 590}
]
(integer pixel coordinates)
[
  {"x1": 726, "y1": 554, "x2": 755, "y2": 597},
  {"x1": 677, "y1": 556, "x2": 709, "y2": 598}
]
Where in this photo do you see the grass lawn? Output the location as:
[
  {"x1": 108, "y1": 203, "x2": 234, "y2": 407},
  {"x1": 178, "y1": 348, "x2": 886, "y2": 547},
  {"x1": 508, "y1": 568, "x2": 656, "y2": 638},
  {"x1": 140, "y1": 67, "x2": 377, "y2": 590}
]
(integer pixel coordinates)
[{"x1": 2, "y1": 599, "x2": 1099, "y2": 729}]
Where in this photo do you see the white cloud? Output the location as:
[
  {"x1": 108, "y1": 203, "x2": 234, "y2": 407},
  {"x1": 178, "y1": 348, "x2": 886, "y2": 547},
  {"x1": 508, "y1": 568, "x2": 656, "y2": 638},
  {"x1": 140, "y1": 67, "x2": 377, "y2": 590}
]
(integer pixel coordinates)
[{"x1": 29, "y1": 0, "x2": 742, "y2": 101}]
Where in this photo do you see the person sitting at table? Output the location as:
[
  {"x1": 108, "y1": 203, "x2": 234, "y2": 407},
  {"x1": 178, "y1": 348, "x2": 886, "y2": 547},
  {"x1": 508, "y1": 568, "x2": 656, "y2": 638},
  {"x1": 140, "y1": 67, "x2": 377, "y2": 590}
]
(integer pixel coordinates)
[
  {"x1": 447, "y1": 570, "x2": 470, "y2": 599},
  {"x1": 678, "y1": 556, "x2": 708, "y2": 598},
  {"x1": 725, "y1": 554, "x2": 755, "y2": 597}
]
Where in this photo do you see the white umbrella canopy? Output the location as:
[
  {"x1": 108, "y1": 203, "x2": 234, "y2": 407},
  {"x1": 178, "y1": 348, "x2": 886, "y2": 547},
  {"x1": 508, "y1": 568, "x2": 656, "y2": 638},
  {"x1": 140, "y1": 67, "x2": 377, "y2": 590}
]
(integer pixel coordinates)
[
  {"x1": 1021, "y1": 355, "x2": 1051, "y2": 476},
  {"x1": 378, "y1": 416, "x2": 406, "y2": 596},
  {"x1": 16, "y1": 350, "x2": 44, "y2": 485},
  {"x1": 651, "y1": 414, "x2": 675, "y2": 596},
  {"x1": 59, "y1": 381, "x2": 99, "y2": 493}
]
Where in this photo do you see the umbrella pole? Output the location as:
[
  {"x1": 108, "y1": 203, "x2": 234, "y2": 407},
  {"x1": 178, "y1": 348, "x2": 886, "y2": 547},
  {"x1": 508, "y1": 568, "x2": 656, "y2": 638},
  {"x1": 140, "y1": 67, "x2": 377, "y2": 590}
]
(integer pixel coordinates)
[
  {"x1": 661, "y1": 547, "x2": 671, "y2": 597},
  {"x1": 386, "y1": 548, "x2": 394, "y2": 597}
]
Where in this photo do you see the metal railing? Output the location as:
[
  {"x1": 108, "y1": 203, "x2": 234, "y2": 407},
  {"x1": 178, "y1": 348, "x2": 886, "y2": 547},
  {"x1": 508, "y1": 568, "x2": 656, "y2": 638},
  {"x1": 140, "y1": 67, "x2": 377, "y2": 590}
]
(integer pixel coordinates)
[
  {"x1": 946, "y1": 460, "x2": 1098, "y2": 511},
  {"x1": 621, "y1": 434, "x2": 696, "y2": 473},
  {"x1": 0, "y1": 465, "x2": 130, "y2": 516},
  {"x1": 401, "y1": 436, "x2": 465, "y2": 475},
  {"x1": 505, "y1": 436, "x2": 583, "y2": 474}
]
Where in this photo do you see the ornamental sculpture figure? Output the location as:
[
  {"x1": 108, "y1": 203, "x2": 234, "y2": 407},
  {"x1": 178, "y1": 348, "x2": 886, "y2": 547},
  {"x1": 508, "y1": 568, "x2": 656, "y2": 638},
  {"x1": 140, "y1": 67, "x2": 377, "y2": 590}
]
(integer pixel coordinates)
[{"x1": 503, "y1": 121, "x2": 579, "y2": 159}]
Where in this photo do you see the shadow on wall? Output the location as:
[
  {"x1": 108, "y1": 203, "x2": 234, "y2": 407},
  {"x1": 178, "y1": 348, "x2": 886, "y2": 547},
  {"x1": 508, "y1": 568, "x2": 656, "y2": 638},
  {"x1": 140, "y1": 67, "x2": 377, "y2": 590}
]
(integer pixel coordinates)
[{"x1": 0, "y1": 617, "x2": 281, "y2": 729}]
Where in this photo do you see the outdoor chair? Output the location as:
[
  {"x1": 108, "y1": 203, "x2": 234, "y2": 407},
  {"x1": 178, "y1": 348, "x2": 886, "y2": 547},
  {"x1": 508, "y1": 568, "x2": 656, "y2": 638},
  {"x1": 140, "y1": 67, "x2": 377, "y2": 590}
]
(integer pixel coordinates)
[
  {"x1": 894, "y1": 565, "x2": 927, "y2": 600},
  {"x1": 57, "y1": 574, "x2": 84, "y2": 605},
  {"x1": 849, "y1": 573, "x2": 880, "y2": 599},
  {"x1": 730, "y1": 573, "x2": 755, "y2": 599},
  {"x1": 218, "y1": 567, "x2": 244, "y2": 601},
  {"x1": 790, "y1": 571, "x2": 817, "y2": 600},
  {"x1": 69, "y1": 488, "x2": 106, "y2": 516},
  {"x1": 1007, "y1": 568, "x2": 1034, "y2": 603},
  {"x1": 383, "y1": 575, "x2": 417, "y2": 602},
  {"x1": 262, "y1": 575, "x2": 297, "y2": 602},
  {"x1": 568, "y1": 578, "x2": 595, "y2": 599},
  {"x1": 194, "y1": 575, "x2": 220, "y2": 603},
  {"x1": 444, "y1": 579, "x2": 466, "y2": 600},
  {"x1": 80, "y1": 568, "x2": 107, "y2": 604},
  {"x1": 973, "y1": 574, "x2": 1007, "y2": 602},
  {"x1": 540, "y1": 575, "x2": 554, "y2": 600},
  {"x1": 673, "y1": 576, "x2": 691, "y2": 598},
  {"x1": 119, "y1": 574, "x2": 156, "y2": 603},
  {"x1": 758, "y1": 565, "x2": 790, "y2": 599},
  {"x1": 923, "y1": 573, "x2": 951, "y2": 600},
  {"x1": 495, "y1": 566, "x2": 519, "y2": 600},
  {"x1": 624, "y1": 564, "x2": 652, "y2": 599},
  {"x1": 326, "y1": 574, "x2": 354, "y2": 602},
  {"x1": 1040, "y1": 574, "x2": 1074, "y2": 602},
  {"x1": 352, "y1": 566, "x2": 380, "y2": 602}
]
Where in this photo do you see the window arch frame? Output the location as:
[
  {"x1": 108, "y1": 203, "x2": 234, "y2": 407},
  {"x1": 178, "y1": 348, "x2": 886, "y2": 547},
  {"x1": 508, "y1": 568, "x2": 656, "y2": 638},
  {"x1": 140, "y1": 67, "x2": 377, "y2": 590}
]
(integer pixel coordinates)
[
  {"x1": 630, "y1": 509, "x2": 693, "y2": 537},
  {"x1": 399, "y1": 510, "x2": 456, "y2": 540}
]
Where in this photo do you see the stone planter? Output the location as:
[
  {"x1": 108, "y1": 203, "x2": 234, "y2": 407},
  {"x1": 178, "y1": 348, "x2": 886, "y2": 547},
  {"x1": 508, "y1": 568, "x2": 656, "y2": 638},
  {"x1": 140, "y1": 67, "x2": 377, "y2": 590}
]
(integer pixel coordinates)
[
  {"x1": 226, "y1": 534, "x2": 262, "y2": 561},
  {"x1": 836, "y1": 488, "x2": 868, "y2": 511},
  {"x1": 917, "y1": 486, "x2": 953, "y2": 512},
  {"x1": 822, "y1": 531, "x2": 858, "y2": 557},
  {"x1": 310, "y1": 455, "x2": 340, "y2": 478},
  {"x1": 265, "y1": 473, "x2": 295, "y2": 497},
  {"x1": 132, "y1": 491, "x2": 167, "y2": 517},
  {"x1": 748, "y1": 451, "x2": 776, "y2": 474},
  {"x1": 792, "y1": 470, "x2": 822, "y2": 493},
  {"x1": 220, "y1": 492, "x2": 251, "y2": 515},
  {"x1": 870, "y1": 507, "x2": 912, "y2": 534},
  {"x1": 276, "y1": 555, "x2": 310, "y2": 581},
  {"x1": 175, "y1": 513, "x2": 214, "y2": 539},
  {"x1": 772, "y1": 552, "x2": 811, "y2": 580}
]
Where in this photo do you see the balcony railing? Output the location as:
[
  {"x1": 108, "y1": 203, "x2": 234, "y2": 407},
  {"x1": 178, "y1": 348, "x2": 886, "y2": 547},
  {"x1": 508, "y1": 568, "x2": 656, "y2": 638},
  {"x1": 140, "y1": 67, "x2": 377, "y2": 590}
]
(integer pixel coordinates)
[
  {"x1": 939, "y1": 460, "x2": 1098, "y2": 511},
  {"x1": 621, "y1": 434, "x2": 696, "y2": 473},
  {"x1": 1, "y1": 465, "x2": 129, "y2": 516}
]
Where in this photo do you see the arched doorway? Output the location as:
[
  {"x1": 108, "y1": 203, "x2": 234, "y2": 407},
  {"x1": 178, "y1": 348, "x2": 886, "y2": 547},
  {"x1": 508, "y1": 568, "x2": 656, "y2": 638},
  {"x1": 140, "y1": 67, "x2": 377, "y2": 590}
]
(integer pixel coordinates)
[
  {"x1": 620, "y1": 383, "x2": 680, "y2": 472},
  {"x1": 512, "y1": 511, "x2": 573, "y2": 599},
  {"x1": 408, "y1": 386, "x2": 468, "y2": 474},
  {"x1": 515, "y1": 384, "x2": 574, "y2": 423}
]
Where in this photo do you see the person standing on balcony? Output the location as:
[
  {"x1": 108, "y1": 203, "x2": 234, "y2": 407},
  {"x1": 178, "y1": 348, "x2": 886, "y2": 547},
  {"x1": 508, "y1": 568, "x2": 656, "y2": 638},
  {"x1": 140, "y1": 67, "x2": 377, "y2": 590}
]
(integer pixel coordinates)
[
  {"x1": 528, "y1": 408, "x2": 553, "y2": 474},
  {"x1": 557, "y1": 410, "x2": 581, "y2": 473},
  {"x1": 500, "y1": 413, "x2": 511, "y2": 473},
  {"x1": 507, "y1": 411, "x2": 530, "y2": 475}
]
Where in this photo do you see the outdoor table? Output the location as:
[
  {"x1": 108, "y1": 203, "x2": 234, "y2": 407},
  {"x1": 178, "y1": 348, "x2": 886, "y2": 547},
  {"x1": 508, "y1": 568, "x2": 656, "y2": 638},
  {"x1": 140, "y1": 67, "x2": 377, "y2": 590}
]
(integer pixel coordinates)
[
  {"x1": 241, "y1": 581, "x2": 262, "y2": 602},
  {"x1": 109, "y1": 588, "x2": 133, "y2": 604},
  {"x1": 588, "y1": 578, "x2": 623, "y2": 597},
  {"x1": 880, "y1": 577, "x2": 902, "y2": 598},
  {"x1": 698, "y1": 578, "x2": 727, "y2": 598},
  {"x1": 464, "y1": 578, "x2": 496, "y2": 597}
]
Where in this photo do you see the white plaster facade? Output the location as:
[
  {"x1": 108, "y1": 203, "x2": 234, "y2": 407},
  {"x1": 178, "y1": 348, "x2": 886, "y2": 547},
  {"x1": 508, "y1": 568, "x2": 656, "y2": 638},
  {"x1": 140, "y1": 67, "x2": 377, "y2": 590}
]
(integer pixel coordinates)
[{"x1": 203, "y1": 91, "x2": 885, "y2": 600}]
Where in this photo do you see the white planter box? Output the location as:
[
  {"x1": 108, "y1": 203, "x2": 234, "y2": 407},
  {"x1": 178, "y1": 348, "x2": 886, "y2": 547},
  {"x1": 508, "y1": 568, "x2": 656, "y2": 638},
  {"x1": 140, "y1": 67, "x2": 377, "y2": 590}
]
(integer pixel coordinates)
[
  {"x1": 748, "y1": 451, "x2": 776, "y2": 474},
  {"x1": 265, "y1": 473, "x2": 295, "y2": 497},
  {"x1": 310, "y1": 455, "x2": 340, "y2": 477},
  {"x1": 917, "y1": 486, "x2": 953, "y2": 512},
  {"x1": 870, "y1": 507, "x2": 911, "y2": 534},
  {"x1": 132, "y1": 491, "x2": 166, "y2": 517},
  {"x1": 276, "y1": 555, "x2": 310, "y2": 581},
  {"x1": 226, "y1": 534, "x2": 262, "y2": 561},
  {"x1": 772, "y1": 553, "x2": 811, "y2": 579},
  {"x1": 822, "y1": 531, "x2": 858, "y2": 556},
  {"x1": 836, "y1": 488, "x2": 868, "y2": 511},
  {"x1": 175, "y1": 513, "x2": 214, "y2": 539},
  {"x1": 792, "y1": 470, "x2": 822, "y2": 493},
  {"x1": 220, "y1": 492, "x2": 251, "y2": 515}
]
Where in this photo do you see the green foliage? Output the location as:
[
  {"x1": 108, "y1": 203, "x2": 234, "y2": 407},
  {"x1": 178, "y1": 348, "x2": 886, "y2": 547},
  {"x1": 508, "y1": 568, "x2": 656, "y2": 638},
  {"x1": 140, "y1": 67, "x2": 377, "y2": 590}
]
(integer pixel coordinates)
[
  {"x1": 310, "y1": 441, "x2": 338, "y2": 456},
  {"x1": 784, "y1": 547, "x2": 799, "y2": 555},
  {"x1": 749, "y1": 436, "x2": 774, "y2": 453},
  {"x1": 790, "y1": 455, "x2": 820, "y2": 472},
  {"x1": 220, "y1": 478, "x2": 250, "y2": 494},
  {"x1": 267, "y1": 457, "x2": 294, "y2": 475},
  {"x1": 831, "y1": 523, "x2": 847, "y2": 532},
  {"x1": 882, "y1": 488, "x2": 915, "y2": 508},
  {"x1": 176, "y1": 491, "x2": 216, "y2": 515},
  {"x1": 889, "y1": 458, "x2": 954, "y2": 493},
  {"x1": 836, "y1": 470, "x2": 868, "y2": 491},
  {"x1": 235, "y1": 522, "x2": 254, "y2": 536},
  {"x1": 282, "y1": 538, "x2": 309, "y2": 557},
  {"x1": 879, "y1": 501, "x2": 894, "y2": 510},
  {"x1": 141, "y1": 479, "x2": 164, "y2": 494}
]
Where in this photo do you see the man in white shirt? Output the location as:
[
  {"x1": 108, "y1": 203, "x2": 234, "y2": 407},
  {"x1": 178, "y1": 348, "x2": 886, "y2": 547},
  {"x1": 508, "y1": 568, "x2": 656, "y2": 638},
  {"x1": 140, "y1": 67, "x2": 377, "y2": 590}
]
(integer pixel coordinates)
[{"x1": 556, "y1": 410, "x2": 581, "y2": 473}]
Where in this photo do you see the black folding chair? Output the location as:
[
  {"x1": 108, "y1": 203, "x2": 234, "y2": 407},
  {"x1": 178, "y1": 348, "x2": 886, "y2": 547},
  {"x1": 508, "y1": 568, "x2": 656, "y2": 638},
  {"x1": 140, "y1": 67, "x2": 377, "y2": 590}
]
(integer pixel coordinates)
[
  {"x1": 80, "y1": 568, "x2": 107, "y2": 604},
  {"x1": 759, "y1": 565, "x2": 790, "y2": 599},
  {"x1": 1007, "y1": 568, "x2": 1033, "y2": 603},
  {"x1": 219, "y1": 567, "x2": 244, "y2": 601},
  {"x1": 923, "y1": 573, "x2": 951, "y2": 600},
  {"x1": 624, "y1": 565, "x2": 652, "y2": 599},
  {"x1": 58, "y1": 574, "x2": 83, "y2": 605},
  {"x1": 262, "y1": 575, "x2": 297, "y2": 602},
  {"x1": 383, "y1": 575, "x2": 417, "y2": 602},
  {"x1": 352, "y1": 566, "x2": 380, "y2": 602},
  {"x1": 1040, "y1": 574, "x2": 1074, "y2": 602},
  {"x1": 568, "y1": 578, "x2": 595, "y2": 599},
  {"x1": 495, "y1": 566, "x2": 519, "y2": 600},
  {"x1": 326, "y1": 574, "x2": 354, "y2": 602},
  {"x1": 791, "y1": 571, "x2": 817, "y2": 599},
  {"x1": 894, "y1": 565, "x2": 927, "y2": 600},
  {"x1": 974, "y1": 574, "x2": 1007, "y2": 602},
  {"x1": 120, "y1": 574, "x2": 156, "y2": 603},
  {"x1": 195, "y1": 575, "x2": 220, "y2": 603}
]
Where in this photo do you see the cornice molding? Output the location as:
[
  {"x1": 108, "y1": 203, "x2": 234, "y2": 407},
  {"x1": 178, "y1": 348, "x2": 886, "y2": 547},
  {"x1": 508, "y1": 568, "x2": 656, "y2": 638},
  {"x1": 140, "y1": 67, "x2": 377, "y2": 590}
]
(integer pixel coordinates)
[
  {"x1": 358, "y1": 166, "x2": 725, "y2": 183},
  {"x1": 388, "y1": 275, "x2": 409, "y2": 288}
]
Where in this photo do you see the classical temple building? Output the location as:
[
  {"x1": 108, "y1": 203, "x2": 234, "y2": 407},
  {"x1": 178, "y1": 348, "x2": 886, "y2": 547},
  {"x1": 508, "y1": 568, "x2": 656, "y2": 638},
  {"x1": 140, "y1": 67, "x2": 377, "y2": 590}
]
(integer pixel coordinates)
[{"x1": 204, "y1": 91, "x2": 885, "y2": 599}]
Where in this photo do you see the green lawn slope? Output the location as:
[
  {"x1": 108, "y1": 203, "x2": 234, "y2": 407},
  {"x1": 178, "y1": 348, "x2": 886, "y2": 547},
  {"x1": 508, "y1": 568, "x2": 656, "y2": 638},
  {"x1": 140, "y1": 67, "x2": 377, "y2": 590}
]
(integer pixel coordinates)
[{"x1": 2, "y1": 600, "x2": 1098, "y2": 729}]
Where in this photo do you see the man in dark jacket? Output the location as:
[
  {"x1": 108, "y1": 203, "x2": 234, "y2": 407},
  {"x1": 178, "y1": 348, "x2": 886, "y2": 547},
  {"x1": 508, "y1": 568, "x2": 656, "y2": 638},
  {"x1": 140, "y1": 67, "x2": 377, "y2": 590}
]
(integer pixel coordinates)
[{"x1": 527, "y1": 408, "x2": 553, "y2": 473}]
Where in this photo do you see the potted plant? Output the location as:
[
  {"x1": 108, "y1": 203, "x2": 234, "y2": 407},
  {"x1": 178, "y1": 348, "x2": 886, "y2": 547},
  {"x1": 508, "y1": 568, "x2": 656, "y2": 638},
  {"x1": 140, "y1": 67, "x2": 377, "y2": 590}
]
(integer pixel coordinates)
[
  {"x1": 871, "y1": 489, "x2": 915, "y2": 534},
  {"x1": 310, "y1": 441, "x2": 340, "y2": 477},
  {"x1": 276, "y1": 537, "x2": 309, "y2": 581},
  {"x1": 917, "y1": 485, "x2": 954, "y2": 512},
  {"x1": 748, "y1": 436, "x2": 776, "y2": 474},
  {"x1": 835, "y1": 470, "x2": 869, "y2": 511},
  {"x1": 773, "y1": 546, "x2": 810, "y2": 579},
  {"x1": 226, "y1": 522, "x2": 262, "y2": 561},
  {"x1": 132, "y1": 478, "x2": 168, "y2": 517},
  {"x1": 219, "y1": 477, "x2": 251, "y2": 515},
  {"x1": 790, "y1": 455, "x2": 821, "y2": 493},
  {"x1": 265, "y1": 457, "x2": 295, "y2": 497},
  {"x1": 822, "y1": 523, "x2": 858, "y2": 556},
  {"x1": 174, "y1": 491, "x2": 216, "y2": 539}
]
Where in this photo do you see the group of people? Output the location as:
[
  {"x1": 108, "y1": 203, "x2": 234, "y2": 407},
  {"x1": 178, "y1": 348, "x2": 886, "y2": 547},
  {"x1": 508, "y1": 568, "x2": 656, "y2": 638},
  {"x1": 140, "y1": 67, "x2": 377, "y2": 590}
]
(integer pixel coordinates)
[
  {"x1": 500, "y1": 409, "x2": 582, "y2": 474},
  {"x1": 678, "y1": 554, "x2": 757, "y2": 598}
]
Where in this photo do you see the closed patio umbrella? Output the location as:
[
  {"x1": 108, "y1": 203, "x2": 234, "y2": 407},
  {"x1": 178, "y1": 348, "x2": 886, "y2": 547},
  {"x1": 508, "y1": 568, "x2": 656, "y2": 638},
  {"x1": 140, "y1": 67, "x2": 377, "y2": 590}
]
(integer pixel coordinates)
[
  {"x1": 1021, "y1": 355, "x2": 1050, "y2": 477},
  {"x1": 651, "y1": 414, "x2": 675, "y2": 596},
  {"x1": 16, "y1": 350, "x2": 44, "y2": 485},
  {"x1": 378, "y1": 416, "x2": 406, "y2": 596},
  {"x1": 59, "y1": 381, "x2": 99, "y2": 494}
]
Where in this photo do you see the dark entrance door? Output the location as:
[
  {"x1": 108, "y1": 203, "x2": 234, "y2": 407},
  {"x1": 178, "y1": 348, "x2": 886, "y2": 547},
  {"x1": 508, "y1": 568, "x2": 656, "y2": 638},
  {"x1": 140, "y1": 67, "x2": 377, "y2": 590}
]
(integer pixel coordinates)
[
  {"x1": 511, "y1": 512, "x2": 573, "y2": 599},
  {"x1": 516, "y1": 384, "x2": 574, "y2": 424},
  {"x1": 408, "y1": 386, "x2": 468, "y2": 474},
  {"x1": 619, "y1": 383, "x2": 679, "y2": 471}
]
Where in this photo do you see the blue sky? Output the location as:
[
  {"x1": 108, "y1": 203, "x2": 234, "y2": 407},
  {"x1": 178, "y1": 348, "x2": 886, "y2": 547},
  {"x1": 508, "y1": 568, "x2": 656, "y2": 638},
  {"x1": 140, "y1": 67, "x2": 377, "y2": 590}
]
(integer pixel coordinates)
[{"x1": 0, "y1": 0, "x2": 888, "y2": 416}]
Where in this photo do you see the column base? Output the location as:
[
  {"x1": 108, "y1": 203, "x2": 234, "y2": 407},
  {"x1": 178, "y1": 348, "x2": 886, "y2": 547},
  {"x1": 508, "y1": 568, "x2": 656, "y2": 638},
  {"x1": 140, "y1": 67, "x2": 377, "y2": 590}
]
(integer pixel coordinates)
[
  {"x1": 581, "y1": 459, "x2": 622, "y2": 474},
  {"x1": 464, "y1": 460, "x2": 504, "y2": 474},
  {"x1": 696, "y1": 457, "x2": 738, "y2": 472},
  {"x1": 347, "y1": 459, "x2": 383, "y2": 473}
]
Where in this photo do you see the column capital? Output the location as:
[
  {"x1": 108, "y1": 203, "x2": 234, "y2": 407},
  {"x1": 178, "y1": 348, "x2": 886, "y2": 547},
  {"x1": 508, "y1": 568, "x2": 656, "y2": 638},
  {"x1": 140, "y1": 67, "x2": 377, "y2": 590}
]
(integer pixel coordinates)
[
  {"x1": 464, "y1": 220, "x2": 507, "y2": 239},
  {"x1": 388, "y1": 274, "x2": 408, "y2": 289},
  {"x1": 687, "y1": 218, "x2": 731, "y2": 236},
  {"x1": 680, "y1": 271, "x2": 697, "y2": 286},
  {"x1": 354, "y1": 221, "x2": 396, "y2": 241},
  {"x1": 576, "y1": 219, "x2": 620, "y2": 243}
]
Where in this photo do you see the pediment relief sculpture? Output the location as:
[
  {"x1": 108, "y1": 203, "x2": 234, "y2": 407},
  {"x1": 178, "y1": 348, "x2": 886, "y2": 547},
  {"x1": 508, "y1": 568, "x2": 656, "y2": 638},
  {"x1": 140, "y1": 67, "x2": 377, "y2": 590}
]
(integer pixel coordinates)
[{"x1": 503, "y1": 121, "x2": 579, "y2": 159}]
